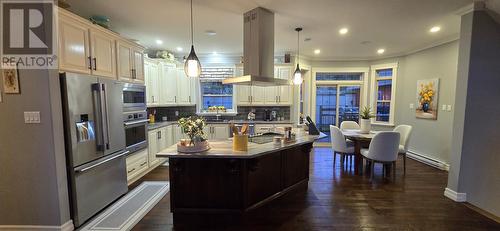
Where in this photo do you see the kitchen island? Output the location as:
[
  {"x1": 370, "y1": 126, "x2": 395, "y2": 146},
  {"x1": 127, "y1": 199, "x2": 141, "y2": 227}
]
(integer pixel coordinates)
[{"x1": 157, "y1": 129, "x2": 324, "y2": 226}]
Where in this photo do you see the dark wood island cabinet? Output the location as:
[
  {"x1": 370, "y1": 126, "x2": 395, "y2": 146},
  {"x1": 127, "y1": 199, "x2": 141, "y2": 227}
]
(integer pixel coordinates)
[{"x1": 157, "y1": 129, "x2": 323, "y2": 226}]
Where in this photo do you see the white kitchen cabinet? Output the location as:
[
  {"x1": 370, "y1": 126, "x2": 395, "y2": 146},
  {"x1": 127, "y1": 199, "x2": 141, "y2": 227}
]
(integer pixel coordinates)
[
  {"x1": 117, "y1": 41, "x2": 133, "y2": 81},
  {"x1": 158, "y1": 62, "x2": 178, "y2": 105},
  {"x1": 117, "y1": 40, "x2": 144, "y2": 83},
  {"x1": 89, "y1": 28, "x2": 117, "y2": 78},
  {"x1": 148, "y1": 126, "x2": 171, "y2": 168},
  {"x1": 58, "y1": 11, "x2": 91, "y2": 74},
  {"x1": 59, "y1": 9, "x2": 148, "y2": 80},
  {"x1": 126, "y1": 148, "x2": 149, "y2": 183},
  {"x1": 145, "y1": 59, "x2": 160, "y2": 106},
  {"x1": 276, "y1": 66, "x2": 292, "y2": 105},
  {"x1": 237, "y1": 85, "x2": 252, "y2": 105},
  {"x1": 132, "y1": 48, "x2": 145, "y2": 83},
  {"x1": 205, "y1": 124, "x2": 229, "y2": 140},
  {"x1": 176, "y1": 69, "x2": 194, "y2": 105}
]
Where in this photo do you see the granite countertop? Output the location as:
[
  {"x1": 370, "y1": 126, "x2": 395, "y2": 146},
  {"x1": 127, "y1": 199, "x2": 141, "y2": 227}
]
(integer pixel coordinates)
[
  {"x1": 156, "y1": 129, "x2": 326, "y2": 159},
  {"x1": 148, "y1": 120, "x2": 294, "y2": 130}
]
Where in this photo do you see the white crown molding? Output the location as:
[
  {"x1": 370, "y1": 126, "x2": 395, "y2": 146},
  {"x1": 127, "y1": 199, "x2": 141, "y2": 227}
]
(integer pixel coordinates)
[
  {"x1": 0, "y1": 220, "x2": 74, "y2": 231},
  {"x1": 444, "y1": 188, "x2": 467, "y2": 202}
]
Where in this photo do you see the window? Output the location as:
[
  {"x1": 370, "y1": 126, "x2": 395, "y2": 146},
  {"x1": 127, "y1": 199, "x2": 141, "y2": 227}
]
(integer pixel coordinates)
[
  {"x1": 316, "y1": 72, "x2": 363, "y2": 81},
  {"x1": 199, "y1": 67, "x2": 235, "y2": 112},
  {"x1": 370, "y1": 63, "x2": 398, "y2": 125}
]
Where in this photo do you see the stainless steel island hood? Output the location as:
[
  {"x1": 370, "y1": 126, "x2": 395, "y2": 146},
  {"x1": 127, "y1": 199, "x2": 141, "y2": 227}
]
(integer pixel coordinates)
[{"x1": 223, "y1": 7, "x2": 291, "y2": 86}]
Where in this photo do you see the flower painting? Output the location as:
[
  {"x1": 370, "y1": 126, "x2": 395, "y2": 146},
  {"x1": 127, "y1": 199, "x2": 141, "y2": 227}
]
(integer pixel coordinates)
[
  {"x1": 416, "y1": 79, "x2": 439, "y2": 120},
  {"x1": 2, "y1": 67, "x2": 20, "y2": 94}
]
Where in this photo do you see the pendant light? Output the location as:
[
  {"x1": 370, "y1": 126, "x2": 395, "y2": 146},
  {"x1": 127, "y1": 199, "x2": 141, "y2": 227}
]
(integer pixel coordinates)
[
  {"x1": 293, "y1": 27, "x2": 303, "y2": 85},
  {"x1": 184, "y1": 0, "x2": 201, "y2": 78}
]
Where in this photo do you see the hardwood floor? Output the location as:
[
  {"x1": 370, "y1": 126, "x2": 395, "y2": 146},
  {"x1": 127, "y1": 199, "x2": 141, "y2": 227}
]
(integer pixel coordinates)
[{"x1": 131, "y1": 148, "x2": 500, "y2": 230}]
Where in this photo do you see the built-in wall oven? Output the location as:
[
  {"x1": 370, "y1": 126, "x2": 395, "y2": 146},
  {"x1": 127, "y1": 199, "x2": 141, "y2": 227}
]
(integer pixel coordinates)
[
  {"x1": 124, "y1": 111, "x2": 148, "y2": 153},
  {"x1": 123, "y1": 83, "x2": 148, "y2": 153}
]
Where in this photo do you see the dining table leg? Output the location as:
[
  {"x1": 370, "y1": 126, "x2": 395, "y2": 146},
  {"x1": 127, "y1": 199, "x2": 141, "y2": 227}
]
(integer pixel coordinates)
[{"x1": 354, "y1": 141, "x2": 362, "y2": 175}]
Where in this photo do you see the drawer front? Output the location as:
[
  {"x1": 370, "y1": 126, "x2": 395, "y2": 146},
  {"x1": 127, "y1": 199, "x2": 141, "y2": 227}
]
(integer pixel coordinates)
[{"x1": 126, "y1": 149, "x2": 149, "y2": 180}]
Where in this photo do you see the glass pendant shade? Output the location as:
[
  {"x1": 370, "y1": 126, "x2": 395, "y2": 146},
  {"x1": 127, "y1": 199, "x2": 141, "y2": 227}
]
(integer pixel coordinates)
[
  {"x1": 184, "y1": 45, "x2": 201, "y2": 78},
  {"x1": 293, "y1": 64, "x2": 303, "y2": 85}
]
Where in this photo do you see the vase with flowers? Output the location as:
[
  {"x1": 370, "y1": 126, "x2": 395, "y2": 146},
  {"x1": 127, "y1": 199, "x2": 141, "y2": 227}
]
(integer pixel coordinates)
[
  {"x1": 359, "y1": 106, "x2": 375, "y2": 134},
  {"x1": 418, "y1": 82, "x2": 435, "y2": 113},
  {"x1": 177, "y1": 116, "x2": 210, "y2": 153}
]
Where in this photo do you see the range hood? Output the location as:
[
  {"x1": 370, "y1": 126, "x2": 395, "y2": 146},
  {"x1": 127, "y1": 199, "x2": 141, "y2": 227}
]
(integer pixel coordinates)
[{"x1": 223, "y1": 7, "x2": 291, "y2": 86}]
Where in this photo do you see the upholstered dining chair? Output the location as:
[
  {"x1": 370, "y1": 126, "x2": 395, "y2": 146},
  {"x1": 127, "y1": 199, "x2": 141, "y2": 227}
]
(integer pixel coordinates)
[
  {"x1": 360, "y1": 131, "x2": 400, "y2": 180},
  {"x1": 340, "y1": 121, "x2": 360, "y2": 131},
  {"x1": 393, "y1": 125, "x2": 413, "y2": 175},
  {"x1": 330, "y1": 125, "x2": 355, "y2": 168}
]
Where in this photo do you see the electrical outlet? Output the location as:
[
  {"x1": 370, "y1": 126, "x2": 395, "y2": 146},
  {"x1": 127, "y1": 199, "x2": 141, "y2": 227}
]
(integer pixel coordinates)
[
  {"x1": 175, "y1": 111, "x2": 179, "y2": 116},
  {"x1": 442, "y1": 105, "x2": 447, "y2": 111},
  {"x1": 409, "y1": 103, "x2": 414, "y2": 109},
  {"x1": 447, "y1": 105, "x2": 452, "y2": 111},
  {"x1": 24, "y1": 111, "x2": 41, "y2": 124}
]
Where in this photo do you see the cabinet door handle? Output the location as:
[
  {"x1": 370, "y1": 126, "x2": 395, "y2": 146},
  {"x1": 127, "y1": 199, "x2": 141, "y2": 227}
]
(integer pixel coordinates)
[
  {"x1": 127, "y1": 168, "x2": 136, "y2": 174},
  {"x1": 93, "y1": 57, "x2": 97, "y2": 70},
  {"x1": 276, "y1": 96, "x2": 278, "y2": 102},
  {"x1": 279, "y1": 96, "x2": 281, "y2": 102},
  {"x1": 152, "y1": 96, "x2": 155, "y2": 103},
  {"x1": 140, "y1": 162, "x2": 147, "y2": 167},
  {"x1": 189, "y1": 96, "x2": 191, "y2": 102},
  {"x1": 88, "y1": 56, "x2": 92, "y2": 70},
  {"x1": 175, "y1": 96, "x2": 177, "y2": 103},
  {"x1": 131, "y1": 69, "x2": 135, "y2": 79}
]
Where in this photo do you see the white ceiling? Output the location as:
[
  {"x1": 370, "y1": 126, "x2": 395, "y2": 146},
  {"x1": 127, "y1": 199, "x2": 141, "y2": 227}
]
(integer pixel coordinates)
[{"x1": 64, "y1": 0, "x2": 472, "y2": 60}]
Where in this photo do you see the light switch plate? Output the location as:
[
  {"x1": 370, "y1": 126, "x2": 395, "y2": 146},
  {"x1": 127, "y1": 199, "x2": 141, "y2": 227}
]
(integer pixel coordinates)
[
  {"x1": 409, "y1": 103, "x2": 414, "y2": 109},
  {"x1": 24, "y1": 111, "x2": 41, "y2": 124},
  {"x1": 442, "y1": 105, "x2": 447, "y2": 111},
  {"x1": 447, "y1": 105, "x2": 452, "y2": 111}
]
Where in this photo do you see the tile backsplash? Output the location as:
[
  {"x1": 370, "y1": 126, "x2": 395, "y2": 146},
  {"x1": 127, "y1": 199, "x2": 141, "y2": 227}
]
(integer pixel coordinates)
[{"x1": 147, "y1": 105, "x2": 290, "y2": 122}]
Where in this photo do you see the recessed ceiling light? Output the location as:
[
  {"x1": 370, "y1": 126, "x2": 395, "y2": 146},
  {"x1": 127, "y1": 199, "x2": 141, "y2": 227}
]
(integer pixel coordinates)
[
  {"x1": 377, "y1": 48, "x2": 385, "y2": 54},
  {"x1": 212, "y1": 51, "x2": 218, "y2": 55},
  {"x1": 314, "y1": 49, "x2": 321, "y2": 54},
  {"x1": 176, "y1": 47, "x2": 183, "y2": 52},
  {"x1": 155, "y1": 39, "x2": 163, "y2": 45},
  {"x1": 430, "y1": 26, "x2": 441, "y2": 33},
  {"x1": 205, "y1": 30, "x2": 217, "y2": 36},
  {"x1": 339, "y1": 28, "x2": 349, "y2": 35}
]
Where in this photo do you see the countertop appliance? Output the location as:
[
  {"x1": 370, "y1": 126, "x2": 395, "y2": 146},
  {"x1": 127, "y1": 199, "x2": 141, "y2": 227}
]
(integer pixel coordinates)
[
  {"x1": 60, "y1": 73, "x2": 128, "y2": 227},
  {"x1": 264, "y1": 109, "x2": 271, "y2": 121}
]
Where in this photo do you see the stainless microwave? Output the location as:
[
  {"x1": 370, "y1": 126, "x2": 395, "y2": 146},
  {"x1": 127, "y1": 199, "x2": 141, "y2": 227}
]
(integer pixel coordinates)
[{"x1": 122, "y1": 83, "x2": 146, "y2": 111}]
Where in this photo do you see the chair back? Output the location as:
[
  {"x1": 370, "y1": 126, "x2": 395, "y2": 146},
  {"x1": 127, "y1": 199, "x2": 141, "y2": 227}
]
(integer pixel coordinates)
[
  {"x1": 340, "y1": 121, "x2": 360, "y2": 130},
  {"x1": 366, "y1": 131, "x2": 400, "y2": 162},
  {"x1": 330, "y1": 125, "x2": 349, "y2": 153},
  {"x1": 393, "y1": 125, "x2": 412, "y2": 152}
]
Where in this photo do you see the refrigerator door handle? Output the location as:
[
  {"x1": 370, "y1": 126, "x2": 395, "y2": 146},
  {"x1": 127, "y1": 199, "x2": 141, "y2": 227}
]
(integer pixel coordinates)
[
  {"x1": 75, "y1": 150, "x2": 130, "y2": 173},
  {"x1": 102, "y1": 83, "x2": 111, "y2": 150},
  {"x1": 92, "y1": 83, "x2": 105, "y2": 150}
]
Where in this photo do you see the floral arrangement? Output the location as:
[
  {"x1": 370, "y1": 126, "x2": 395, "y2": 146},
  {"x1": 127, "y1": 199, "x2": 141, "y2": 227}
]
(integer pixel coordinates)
[
  {"x1": 360, "y1": 106, "x2": 375, "y2": 120},
  {"x1": 178, "y1": 116, "x2": 207, "y2": 145},
  {"x1": 418, "y1": 82, "x2": 435, "y2": 106}
]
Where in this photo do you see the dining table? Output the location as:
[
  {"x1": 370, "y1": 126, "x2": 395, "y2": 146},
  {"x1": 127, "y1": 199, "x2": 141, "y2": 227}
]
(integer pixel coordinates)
[{"x1": 342, "y1": 129, "x2": 378, "y2": 175}]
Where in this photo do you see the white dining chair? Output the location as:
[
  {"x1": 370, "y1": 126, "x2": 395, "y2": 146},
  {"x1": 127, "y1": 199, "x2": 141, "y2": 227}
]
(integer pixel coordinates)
[
  {"x1": 340, "y1": 121, "x2": 360, "y2": 131},
  {"x1": 393, "y1": 125, "x2": 412, "y2": 175},
  {"x1": 330, "y1": 125, "x2": 355, "y2": 168},
  {"x1": 360, "y1": 131, "x2": 400, "y2": 180}
]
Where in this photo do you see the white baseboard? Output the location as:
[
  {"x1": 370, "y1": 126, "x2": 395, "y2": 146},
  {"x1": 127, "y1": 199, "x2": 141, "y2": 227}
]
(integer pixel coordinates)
[
  {"x1": 444, "y1": 188, "x2": 467, "y2": 202},
  {"x1": 0, "y1": 220, "x2": 74, "y2": 231},
  {"x1": 407, "y1": 150, "x2": 450, "y2": 171}
]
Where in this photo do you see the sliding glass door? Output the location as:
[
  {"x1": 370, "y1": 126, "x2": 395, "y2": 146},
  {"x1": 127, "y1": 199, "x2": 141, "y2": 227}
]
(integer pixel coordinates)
[{"x1": 315, "y1": 85, "x2": 361, "y2": 142}]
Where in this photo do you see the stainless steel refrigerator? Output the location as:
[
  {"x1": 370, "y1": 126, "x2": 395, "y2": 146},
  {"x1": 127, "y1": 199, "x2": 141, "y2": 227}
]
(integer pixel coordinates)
[{"x1": 60, "y1": 72, "x2": 128, "y2": 227}]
